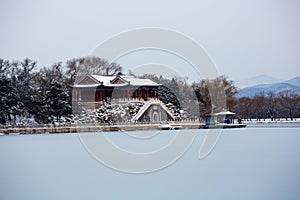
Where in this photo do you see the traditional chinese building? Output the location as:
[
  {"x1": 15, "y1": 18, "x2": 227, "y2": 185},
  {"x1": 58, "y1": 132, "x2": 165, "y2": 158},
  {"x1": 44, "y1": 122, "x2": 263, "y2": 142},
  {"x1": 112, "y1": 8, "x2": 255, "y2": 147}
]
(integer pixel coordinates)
[
  {"x1": 73, "y1": 74, "x2": 161, "y2": 107},
  {"x1": 73, "y1": 74, "x2": 184, "y2": 122}
]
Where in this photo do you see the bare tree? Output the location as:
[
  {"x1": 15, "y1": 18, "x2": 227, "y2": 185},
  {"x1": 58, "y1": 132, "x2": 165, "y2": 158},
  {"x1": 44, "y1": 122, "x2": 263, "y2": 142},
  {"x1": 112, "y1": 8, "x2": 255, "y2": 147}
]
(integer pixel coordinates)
[
  {"x1": 265, "y1": 91, "x2": 279, "y2": 120},
  {"x1": 65, "y1": 57, "x2": 85, "y2": 85},
  {"x1": 66, "y1": 56, "x2": 122, "y2": 84},
  {"x1": 252, "y1": 93, "x2": 268, "y2": 121},
  {"x1": 192, "y1": 76, "x2": 237, "y2": 117},
  {"x1": 278, "y1": 90, "x2": 299, "y2": 120},
  {"x1": 234, "y1": 97, "x2": 254, "y2": 120},
  {"x1": 192, "y1": 80, "x2": 211, "y2": 116}
]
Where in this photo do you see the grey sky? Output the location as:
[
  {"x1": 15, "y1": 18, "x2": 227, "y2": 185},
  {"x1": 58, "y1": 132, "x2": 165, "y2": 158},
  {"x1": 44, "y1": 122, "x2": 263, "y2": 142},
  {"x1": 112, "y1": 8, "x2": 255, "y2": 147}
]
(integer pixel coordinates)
[{"x1": 0, "y1": 0, "x2": 299, "y2": 81}]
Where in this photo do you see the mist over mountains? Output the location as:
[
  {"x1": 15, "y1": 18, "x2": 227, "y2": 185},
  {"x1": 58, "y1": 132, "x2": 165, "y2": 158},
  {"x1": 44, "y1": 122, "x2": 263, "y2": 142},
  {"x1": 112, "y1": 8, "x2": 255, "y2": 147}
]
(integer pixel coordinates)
[
  {"x1": 236, "y1": 75, "x2": 300, "y2": 98},
  {"x1": 235, "y1": 75, "x2": 283, "y2": 89}
]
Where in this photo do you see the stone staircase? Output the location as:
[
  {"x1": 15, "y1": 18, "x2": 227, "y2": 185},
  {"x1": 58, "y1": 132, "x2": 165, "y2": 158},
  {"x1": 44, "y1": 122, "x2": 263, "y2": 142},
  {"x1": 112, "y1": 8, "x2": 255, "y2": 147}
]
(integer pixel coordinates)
[{"x1": 132, "y1": 99, "x2": 175, "y2": 121}]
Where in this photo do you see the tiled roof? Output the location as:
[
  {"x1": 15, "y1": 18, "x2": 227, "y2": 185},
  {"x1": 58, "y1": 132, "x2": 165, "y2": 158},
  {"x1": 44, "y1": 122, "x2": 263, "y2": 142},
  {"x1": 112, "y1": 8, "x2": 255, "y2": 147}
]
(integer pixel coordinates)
[
  {"x1": 121, "y1": 76, "x2": 160, "y2": 86},
  {"x1": 73, "y1": 75, "x2": 161, "y2": 88}
]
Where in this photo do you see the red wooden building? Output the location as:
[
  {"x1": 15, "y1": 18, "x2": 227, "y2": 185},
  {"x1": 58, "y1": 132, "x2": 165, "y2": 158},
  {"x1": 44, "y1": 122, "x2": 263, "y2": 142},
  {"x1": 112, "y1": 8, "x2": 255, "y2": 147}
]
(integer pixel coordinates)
[{"x1": 73, "y1": 74, "x2": 161, "y2": 106}]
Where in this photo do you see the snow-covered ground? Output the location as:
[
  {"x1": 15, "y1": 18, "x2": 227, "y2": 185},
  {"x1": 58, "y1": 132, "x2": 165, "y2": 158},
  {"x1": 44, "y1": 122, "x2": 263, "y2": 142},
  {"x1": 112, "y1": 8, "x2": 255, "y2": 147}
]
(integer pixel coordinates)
[
  {"x1": 240, "y1": 118, "x2": 300, "y2": 127},
  {"x1": 73, "y1": 100, "x2": 186, "y2": 125},
  {"x1": 242, "y1": 118, "x2": 300, "y2": 123}
]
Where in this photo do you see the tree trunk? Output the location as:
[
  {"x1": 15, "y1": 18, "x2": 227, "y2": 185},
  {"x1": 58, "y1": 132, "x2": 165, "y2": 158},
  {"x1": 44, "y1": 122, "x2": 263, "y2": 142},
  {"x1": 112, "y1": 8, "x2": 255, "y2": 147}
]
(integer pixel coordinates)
[
  {"x1": 13, "y1": 114, "x2": 16, "y2": 126},
  {"x1": 289, "y1": 108, "x2": 293, "y2": 121}
]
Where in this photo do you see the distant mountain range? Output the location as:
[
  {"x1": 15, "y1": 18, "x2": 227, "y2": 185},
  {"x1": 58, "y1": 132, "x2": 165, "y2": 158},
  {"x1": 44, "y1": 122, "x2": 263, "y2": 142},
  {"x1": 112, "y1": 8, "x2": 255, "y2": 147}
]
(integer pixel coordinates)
[
  {"x1": 236, "y1": 76, "x2": 300, "y2": 98},
  {"x1": 235, "y1": 75, "x2": 284, "y2": 89}
]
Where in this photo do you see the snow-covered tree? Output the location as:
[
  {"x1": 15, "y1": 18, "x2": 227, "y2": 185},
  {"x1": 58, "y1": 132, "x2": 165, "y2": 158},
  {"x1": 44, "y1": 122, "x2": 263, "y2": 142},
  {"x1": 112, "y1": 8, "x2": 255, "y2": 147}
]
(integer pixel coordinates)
[
  {"x1": 32, "y1": 63, "x2": 72, "y2": 124},
  {"x1": 0, "y1": 59, "x2": 11, "y2": 124},
  {"x1": 3, "y1": 58, "x2": 37, "y2": 125},
  {"x1": 47, "y1": 80, "x2": 71, "y2": 122}
]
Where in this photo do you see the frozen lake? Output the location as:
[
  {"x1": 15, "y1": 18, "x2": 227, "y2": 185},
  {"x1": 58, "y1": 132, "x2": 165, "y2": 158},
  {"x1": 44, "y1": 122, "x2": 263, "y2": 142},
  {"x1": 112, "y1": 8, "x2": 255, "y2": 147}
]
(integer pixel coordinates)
[{"x1": 1, "y1": 127, "x2": 300, "y2": 200}]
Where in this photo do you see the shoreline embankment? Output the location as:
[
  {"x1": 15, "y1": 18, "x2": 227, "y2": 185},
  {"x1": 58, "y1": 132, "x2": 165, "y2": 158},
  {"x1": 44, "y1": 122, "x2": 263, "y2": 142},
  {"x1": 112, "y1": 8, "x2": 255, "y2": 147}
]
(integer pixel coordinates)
[{"x1": 0, "y1": 122, "x2": 204, "y2": 135}]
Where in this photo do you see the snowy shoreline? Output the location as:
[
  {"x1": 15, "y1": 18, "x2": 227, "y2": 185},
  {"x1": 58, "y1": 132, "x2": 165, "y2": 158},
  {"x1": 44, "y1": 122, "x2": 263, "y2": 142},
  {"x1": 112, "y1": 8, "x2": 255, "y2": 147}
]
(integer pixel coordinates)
[
  {"x1": 1, "y1": 120, "x2": 300, "y2": 135},
  {"x1": 242, "y1": 118, "x2": 300, "y2": 123},
  {"x1": 0, "y1": 122, "x2": 203, "y2": 135}
]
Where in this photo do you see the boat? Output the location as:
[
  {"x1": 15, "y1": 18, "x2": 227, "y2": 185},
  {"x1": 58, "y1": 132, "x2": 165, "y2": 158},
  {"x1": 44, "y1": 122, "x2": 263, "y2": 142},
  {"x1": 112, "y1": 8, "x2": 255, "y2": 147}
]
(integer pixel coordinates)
[
  {"x1": 203, "y1": 110, "x2": 246, "y2": 129},
  {"x1": 160, "y1": 124, "x2": 182, "y2": 130},
  {"x1": 172, "y1": 125, "x2": 182, "y2": 130},
  {"x1": 161, "y1": 124, "x2": 173, "y2": 130}
]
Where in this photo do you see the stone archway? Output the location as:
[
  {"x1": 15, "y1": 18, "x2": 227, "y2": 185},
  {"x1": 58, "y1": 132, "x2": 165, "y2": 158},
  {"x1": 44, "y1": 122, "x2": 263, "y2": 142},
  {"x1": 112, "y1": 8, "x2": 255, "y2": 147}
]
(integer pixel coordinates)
[{"x1": 151, "y1": 111, "x2": 160, "y2": 122}]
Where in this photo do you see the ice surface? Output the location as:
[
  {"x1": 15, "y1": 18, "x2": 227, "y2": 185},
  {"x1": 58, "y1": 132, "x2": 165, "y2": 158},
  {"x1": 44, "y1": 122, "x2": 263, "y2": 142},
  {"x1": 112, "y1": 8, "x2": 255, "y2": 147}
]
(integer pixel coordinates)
[{"x1": 0, "y1": 128, "x2": 300, "y2": 200}]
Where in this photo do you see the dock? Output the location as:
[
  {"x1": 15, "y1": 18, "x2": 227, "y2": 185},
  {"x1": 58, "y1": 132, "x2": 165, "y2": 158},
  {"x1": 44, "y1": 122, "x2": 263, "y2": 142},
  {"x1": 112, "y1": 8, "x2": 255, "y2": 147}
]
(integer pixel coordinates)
[{"x1": 202, "y1": 124, "x2": 247, "y2": 129}]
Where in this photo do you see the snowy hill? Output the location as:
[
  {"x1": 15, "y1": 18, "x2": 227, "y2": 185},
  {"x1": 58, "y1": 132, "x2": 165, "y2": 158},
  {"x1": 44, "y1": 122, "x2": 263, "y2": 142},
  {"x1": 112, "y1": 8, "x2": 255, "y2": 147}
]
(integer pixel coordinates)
[
  {"x1": 237, "y1": 76, "x2": 300, "y2": 98},
  {"x1": 235, "y1": 75, "x2": 283, "y2": 89},
  {"x1": 283, "y1": 76, "x2": 300, "y2": 86}
]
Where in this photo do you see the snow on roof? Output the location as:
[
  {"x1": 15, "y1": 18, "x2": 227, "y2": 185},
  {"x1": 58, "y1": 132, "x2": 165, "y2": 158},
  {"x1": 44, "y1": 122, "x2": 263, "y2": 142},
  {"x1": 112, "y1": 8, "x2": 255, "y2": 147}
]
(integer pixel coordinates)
[
  {"x1": 74, "y1": 75, "x2": 161, "y2": 87},
  {"x1": 205, "y1": 110, "x2": 236, "y2": 117},
  {"x1": 217, "y1": 111, "x2": 236, "y2": 115},
  {"x1": 90, "y1": 75, "x2": 114, "y2": 85},
  {"x1": 73, "y1": 84, "x2": 100, "y2": 88},
  {"x1": 121, "y1": 76, "x2": 161, "y2": 86}
]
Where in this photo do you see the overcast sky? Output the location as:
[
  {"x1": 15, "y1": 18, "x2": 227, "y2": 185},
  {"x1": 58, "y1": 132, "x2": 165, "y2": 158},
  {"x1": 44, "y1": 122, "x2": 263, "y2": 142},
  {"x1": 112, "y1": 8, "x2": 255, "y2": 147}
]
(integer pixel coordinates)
[{"x1": 0, "y1": 0, "x2": 299, "y2": 81}]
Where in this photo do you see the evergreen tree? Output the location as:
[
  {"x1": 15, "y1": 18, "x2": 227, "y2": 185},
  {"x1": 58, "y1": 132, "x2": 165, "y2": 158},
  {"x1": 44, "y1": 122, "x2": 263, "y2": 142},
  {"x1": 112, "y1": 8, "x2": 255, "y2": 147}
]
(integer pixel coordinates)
[
  {"x1": 31, "y1": 63, "x2": 72, "y2": 124},
  {"x1": 47, "y1": 80, "x2": 71, "y2": 122},
  {"x1": 0, "y1": 59, "x2": 11, "y2": 124}
]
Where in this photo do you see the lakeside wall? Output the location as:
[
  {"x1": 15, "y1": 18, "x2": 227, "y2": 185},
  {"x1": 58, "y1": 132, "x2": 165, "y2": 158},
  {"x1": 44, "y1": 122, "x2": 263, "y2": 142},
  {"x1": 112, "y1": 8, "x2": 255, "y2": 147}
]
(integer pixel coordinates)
[{"x1": 0, "y1": 123, "x2": 204, "y2": 135}]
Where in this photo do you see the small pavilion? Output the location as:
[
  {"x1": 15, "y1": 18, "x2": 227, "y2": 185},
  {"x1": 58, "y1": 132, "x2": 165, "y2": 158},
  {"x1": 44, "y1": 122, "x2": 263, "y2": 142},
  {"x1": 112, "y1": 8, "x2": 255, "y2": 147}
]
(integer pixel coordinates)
[{"x1": 203, "y1": 110, "x2": 246, "y2": 129}]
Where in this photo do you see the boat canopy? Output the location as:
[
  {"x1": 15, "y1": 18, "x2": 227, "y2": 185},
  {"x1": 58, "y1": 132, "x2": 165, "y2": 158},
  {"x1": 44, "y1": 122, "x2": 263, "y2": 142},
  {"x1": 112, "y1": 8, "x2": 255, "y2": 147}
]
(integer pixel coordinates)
[
  {"x1": 217, "y1": 111, "x2": 235, "y2": 116},
  {"x1": 205, "y1": 110, "x2": 235, "y2": 117}
]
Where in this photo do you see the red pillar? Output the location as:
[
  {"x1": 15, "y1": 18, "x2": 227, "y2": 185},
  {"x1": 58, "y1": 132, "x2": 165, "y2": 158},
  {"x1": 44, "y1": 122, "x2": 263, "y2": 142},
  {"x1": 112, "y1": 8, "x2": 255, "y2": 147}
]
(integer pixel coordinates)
[
  {"x1": 95, "y1": 91, "x2": 98, "y2": 102},
  {"x1": 141, "y1": 89, "x2": 144, "y2": 99},
  {"x1": 145, "y1": 89, "x2": 148, "y2": 100},
  {"x1": 100, "y1": 90, "x2": 103, "y2": 101}
]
